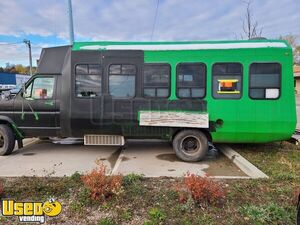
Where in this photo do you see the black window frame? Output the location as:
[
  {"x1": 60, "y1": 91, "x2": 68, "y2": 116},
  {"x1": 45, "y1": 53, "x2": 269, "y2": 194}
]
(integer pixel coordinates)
[
  {"x1": 108, "y1": 63, "x2": 137, "y2": 98},
  {"x1": 176, "y1": 62, "x2": 207, "y2": 99},
  {"x1": 211, "y1": 62, "x2": 243, "y2": 100},
  {"x1": 75, "y1": 63, "x2": 102, "y2": 98},
  {"x1": 142, "y1": 63, "x2": 171, "y2": 98},
  {"x1": 249, "y1": 62, "x2": 281, "y2": 100}
]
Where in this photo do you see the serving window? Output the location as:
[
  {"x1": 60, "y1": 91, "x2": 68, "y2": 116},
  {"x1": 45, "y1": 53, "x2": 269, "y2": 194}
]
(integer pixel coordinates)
[
  {"x1": 75, "y1": 64, "x2": 101, "y2": 98},
  {"x1": 249, "y1": 63, "x2": 281, "y2": 99},
  {"x1": 176, "y1": 63, "x2": 206, "y2": 98},
  {"x1": 212, "y1": 63, "x2": 242, "y2": 99}
]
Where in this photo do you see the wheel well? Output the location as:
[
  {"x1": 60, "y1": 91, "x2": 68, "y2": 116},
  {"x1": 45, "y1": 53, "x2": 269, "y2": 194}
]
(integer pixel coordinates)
[
  {"x1": 171, "y1": 128, "x2": 212, "y2": 142},
  {"x1": 0, "y1": 120, "x2": 22, "y2": 139},
  {"x1": 0, "y1": 120, "x2": 13, "y2": 131},
  {"x1": 0, "y1": 120, "x2": 10, "y2": 126}
]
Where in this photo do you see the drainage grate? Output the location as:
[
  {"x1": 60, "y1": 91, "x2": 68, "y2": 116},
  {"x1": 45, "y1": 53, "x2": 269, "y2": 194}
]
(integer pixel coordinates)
[{"x1": 84, "y1": 135, "x2": 125, "y2": 146}]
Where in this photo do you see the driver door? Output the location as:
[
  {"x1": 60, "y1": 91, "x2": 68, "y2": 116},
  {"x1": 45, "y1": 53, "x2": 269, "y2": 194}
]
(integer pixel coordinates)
[{"x1": 13, "y1": 75, "x2": 59, "y2": 137}]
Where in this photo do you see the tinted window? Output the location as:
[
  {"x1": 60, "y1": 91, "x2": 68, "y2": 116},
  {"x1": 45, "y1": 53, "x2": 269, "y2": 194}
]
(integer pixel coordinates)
[
  {"x1": 75, "y1": 64, "x2": 101, "y2": 97},
  {"x1": 249, "y1": 63, "x2": 281, "y2": 99},
  {"x1": 212, "y1": 63, "x2": 242, "y2": 99},
  {"x1": 89, "y1": 64, "x2": 101, "y2": 74},
  {"x1": 25, "y1": 77, "x2": 55, "y2": 99},
  {"x1": 143, "y1": 64, "x2": 170, "y2": 98},
  {"x1": 109, "y1": 64, "x2": 136, "y2": 97},
  {"x1": 76, "y1": 64, "x2": 88, "y2": 74},
  {"x1": 176, "y1": 63, "x2": 206, "y2": 98}
]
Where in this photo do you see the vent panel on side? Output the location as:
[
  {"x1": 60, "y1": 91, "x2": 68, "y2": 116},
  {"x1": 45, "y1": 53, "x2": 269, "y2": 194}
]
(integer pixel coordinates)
[{"x1": 84, "y1": 135, "x2": 125, "y2": 146}]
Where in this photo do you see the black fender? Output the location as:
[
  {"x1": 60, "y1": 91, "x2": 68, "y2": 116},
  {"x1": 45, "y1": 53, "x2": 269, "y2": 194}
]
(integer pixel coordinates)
[
  {"x1": 0, "y1": 115, "x2": 15, "y2": 125},
  {"x1": 0, "y1": 115, "x2": 24, "y2": 139}
]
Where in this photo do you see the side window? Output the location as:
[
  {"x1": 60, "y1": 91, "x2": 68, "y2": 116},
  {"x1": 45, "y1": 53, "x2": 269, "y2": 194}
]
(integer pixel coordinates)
[
  {"x1": 25, "y1": 77, "x2": 55, "y2": 99},
  {"x1": 75, "y1": 64, "x2": 101, "y2": 97},
  {"x1": 143, "y1": 64, "x2": 170, "y2": 98},
  {"x1": 109, "y1": 64, "x2": 136, "y2": 97},
  {"x1": 249, "y1": 63, "x2": 281, "y2": 99},
  {"x1": 176, "y1": 63, "x2": 206, "y2": 98},
  {"x1": 212, "y1": 63, "x2": 242, "y2": 99}
]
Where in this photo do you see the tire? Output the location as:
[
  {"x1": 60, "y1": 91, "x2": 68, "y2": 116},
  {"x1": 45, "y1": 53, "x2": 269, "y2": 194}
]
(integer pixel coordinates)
[
  {"x1": 172, "y1": 129, "x2": 208, "y2": 162},
  {"x1": 0, "y1": 124, "x2": 16, "y2": 156}
]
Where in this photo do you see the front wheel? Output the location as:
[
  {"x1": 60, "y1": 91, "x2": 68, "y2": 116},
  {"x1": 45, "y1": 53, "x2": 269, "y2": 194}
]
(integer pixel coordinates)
[
  {"x1": 0, "y1": 124, "x2": 16, "y2": 156},
  {"x1": 172, "y1": 129, "x2": 208, "y2": 162}
]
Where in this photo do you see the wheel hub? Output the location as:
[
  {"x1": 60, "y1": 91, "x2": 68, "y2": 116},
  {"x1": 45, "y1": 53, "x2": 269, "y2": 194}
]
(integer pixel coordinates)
[{"x1": 182, "y1": 136, "x2": 200, "y2": 153}]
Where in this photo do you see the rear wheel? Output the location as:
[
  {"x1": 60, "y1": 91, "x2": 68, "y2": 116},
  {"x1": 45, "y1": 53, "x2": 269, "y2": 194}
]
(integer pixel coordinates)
[
  {"x1": 172, "y1": 129, "x2": 208, "y2": 162},
  {"x1": 0, "y1": 124, "x2": 15, "y2": 156}
]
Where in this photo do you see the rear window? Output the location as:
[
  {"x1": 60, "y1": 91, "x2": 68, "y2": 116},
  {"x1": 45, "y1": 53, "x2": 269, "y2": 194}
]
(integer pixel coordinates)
[{"x1": 249, "y1": 63, "x2": 281, "y2": 99}]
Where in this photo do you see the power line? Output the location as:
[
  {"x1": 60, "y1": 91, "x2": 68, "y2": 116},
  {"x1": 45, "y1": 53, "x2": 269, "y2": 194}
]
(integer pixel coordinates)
[{"x1": 150, "y1": 0, "x2": 160, "y2": 41}]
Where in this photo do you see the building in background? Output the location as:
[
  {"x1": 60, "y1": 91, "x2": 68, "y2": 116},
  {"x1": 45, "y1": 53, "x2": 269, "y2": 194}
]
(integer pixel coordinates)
[
  {"x1": 0, "y1": 73, "x2": 30, "y2": 91},
  {"x1": 294, "y1": 65, "x2": 300, "y2": 94}
]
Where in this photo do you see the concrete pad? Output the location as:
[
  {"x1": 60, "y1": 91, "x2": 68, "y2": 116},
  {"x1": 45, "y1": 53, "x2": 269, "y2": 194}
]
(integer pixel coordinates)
[
  {"x1": 0, "y1": 140, "x2": 119, "y2": 177},
  {"x1": 113, "y1": 141, "x2": 247, "y2": 178},
  {"x1": 0, "y1": 139, "x2": 264, "y2": 179}
]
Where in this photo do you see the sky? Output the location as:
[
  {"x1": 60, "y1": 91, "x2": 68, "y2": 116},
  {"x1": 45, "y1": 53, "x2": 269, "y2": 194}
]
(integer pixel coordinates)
[{"x1": 0, "y1": 0, "x2": 299, "y2": 67}]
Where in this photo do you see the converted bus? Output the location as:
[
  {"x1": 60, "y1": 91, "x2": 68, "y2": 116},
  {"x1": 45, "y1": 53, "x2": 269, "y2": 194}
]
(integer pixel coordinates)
[{"x1": 0, "y1": 40, "x2": 296, "y2": 161}]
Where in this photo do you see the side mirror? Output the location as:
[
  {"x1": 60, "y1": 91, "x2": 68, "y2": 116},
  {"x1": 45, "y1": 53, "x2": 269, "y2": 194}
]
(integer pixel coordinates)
[
  {"x1": 0, "y1": 91, "x2": 11, "y2": 101},
  {"x1": 20, "y1": 84, "x2": 26, "y2": 97}
]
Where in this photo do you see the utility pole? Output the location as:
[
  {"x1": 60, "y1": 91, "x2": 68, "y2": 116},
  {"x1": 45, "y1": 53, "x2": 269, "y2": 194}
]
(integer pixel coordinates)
[
  {"x1": 23, "y1": 39, "x2": 32, "y2": 76},
  {"x1": 67, "y1": 0, "x2": 75, "y2": 45}
]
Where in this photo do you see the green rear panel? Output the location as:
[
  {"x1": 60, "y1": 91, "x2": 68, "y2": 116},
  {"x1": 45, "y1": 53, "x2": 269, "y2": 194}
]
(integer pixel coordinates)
[{"x1": 73, "y1": 40, "x2": 297, "y2": 143}]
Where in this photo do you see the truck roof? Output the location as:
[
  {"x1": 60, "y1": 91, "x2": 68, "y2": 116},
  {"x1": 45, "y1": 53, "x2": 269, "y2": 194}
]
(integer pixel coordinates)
[{"x1": 72, "y1": 39, "x2": 290, "y2": 51}]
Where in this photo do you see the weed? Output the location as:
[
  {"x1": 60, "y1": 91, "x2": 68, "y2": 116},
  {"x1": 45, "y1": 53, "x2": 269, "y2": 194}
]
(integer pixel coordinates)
[
  {"x1": 123, "y1": 173, "x2": 144, "y2": 186},
  {"x1": 125, "y1": 179, "x2": 146, "y2": 197},
  {"x1": 196, "y1": 214, "x2": 214, "y2": 225},
  {"x1": 179, "y1": 195, "x2": 195, "y2": 213},
  {"x1": 101, "y1": 202, "x2": 110, "y2": 210},
  {"x1": 69, "y1": 201, "x2": 84, "y2": 214},
  {"x1": 144, "y1": 207, "x2": 166, "y2": 225},
  {"x1": 273, "y1": 172, "x2": 296, "y2": 181},
  {"x1": 165, "y1": 189, "x2": 178, "y2": 201},
  {"x1": 98, "y1": 217, "x2": 117, "y2": 225},
  {"x1": 239, "y1": 203, "x2": 293, "y2": 224},
  {"x1": 76, "y1": 187, "x2": 92, "y2": 206},
  {"x1": 81, "y1": 163, "x2": 122, "y2": 201},
  {"x1": 70, "y1": 171, "x2": 82, "y2": 183},
  {"x1": 120, "y1": 209, "x2": 132, "y2": 221}
]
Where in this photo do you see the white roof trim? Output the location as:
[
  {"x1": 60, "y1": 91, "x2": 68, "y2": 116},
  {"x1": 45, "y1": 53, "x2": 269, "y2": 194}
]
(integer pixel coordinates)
[{"x1": 80, "y1": 42, "x2": 287, "y2": 51}]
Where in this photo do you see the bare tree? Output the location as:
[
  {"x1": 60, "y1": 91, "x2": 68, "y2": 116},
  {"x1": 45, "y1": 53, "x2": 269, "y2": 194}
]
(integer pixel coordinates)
[
  {"x1": 280, "y1": 34, "x2": 297, "y2": 48},
  {"x1": 242, "y1": 0, "x2": 263, "y2": 39},
  {"x1": 280, "y1": 34, "x2": 300, "y2": 64}
]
